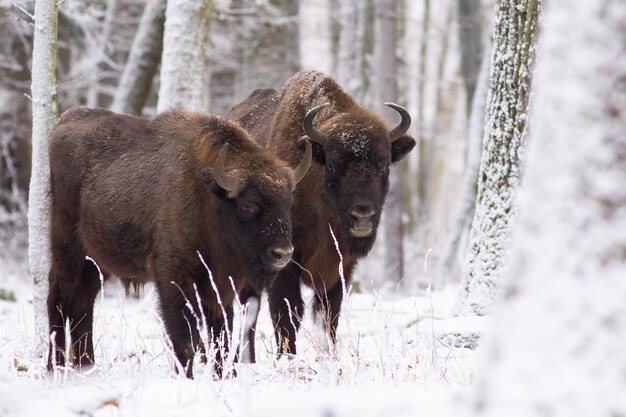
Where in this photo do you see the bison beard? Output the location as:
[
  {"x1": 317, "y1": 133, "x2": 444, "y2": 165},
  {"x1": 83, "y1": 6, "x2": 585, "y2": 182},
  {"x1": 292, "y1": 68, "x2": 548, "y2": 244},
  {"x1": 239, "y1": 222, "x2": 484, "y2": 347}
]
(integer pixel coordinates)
[
  {"x1": 45, "y1": 107, "x2": 310, "y2": 378},
  {"x1": 227, "y1": 71, "x2": 416, "y2": 361}
]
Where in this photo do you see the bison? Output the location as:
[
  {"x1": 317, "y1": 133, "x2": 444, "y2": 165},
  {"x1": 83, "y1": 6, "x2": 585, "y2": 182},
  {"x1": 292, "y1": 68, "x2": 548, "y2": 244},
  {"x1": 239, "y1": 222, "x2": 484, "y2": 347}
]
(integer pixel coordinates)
[
  {"x1": 46, "y1": 107, "x2": 311, "y2": 378},
  {"x1": 227, "y1": 71, "x2": 416, "y2": 361}
]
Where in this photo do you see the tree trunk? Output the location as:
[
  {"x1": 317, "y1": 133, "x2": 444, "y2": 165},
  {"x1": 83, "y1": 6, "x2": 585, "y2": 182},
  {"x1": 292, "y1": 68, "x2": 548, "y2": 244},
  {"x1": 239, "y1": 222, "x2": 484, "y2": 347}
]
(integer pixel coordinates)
[
  {"x1": 298, "y1": 0, "x2": 332, "y2": 73},
  {"x1": 86, "y1": 0, "x2": 118, "y2": 108},
  {"x1": 436, "y1": 48, "x2": 490, "y2": 285},
  {"x1": 29, "y1": 0, "x2": 59, "y2": 356},
  {"x1": 415, "y1": 0, "x2": 430, "y2": 230},
  {"x1": 157, "y1": 0, "x2": 212, "y2": 112},
  {"x1": 456, "y1": 0, "x2": 540, "y2": 316},
  {"x1": 457, "y1": 0, "x2": 482, "y2": 114},
  {"x1": 111, "y1": 0, "x2": 166, "y2": 115},
  {"x1": 336, "y1": 0, "x2": 365, "y2": 98},
  {"x1": 463, "y1": 1, "x2": 626, "y2": 414},
  {"x1": 374, "y1": 0, "x2": 403, "y2": 286}
]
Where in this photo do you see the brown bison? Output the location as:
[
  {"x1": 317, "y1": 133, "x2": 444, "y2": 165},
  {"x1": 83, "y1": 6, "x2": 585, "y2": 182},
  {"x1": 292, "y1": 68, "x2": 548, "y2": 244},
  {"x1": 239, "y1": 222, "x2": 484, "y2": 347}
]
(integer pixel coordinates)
[
  {"x1": 46, "y1": 107, "x2": 311, "y2": 378},
  {"x1": 227, "y1": 71, "x2": 416, "y2": 361}
]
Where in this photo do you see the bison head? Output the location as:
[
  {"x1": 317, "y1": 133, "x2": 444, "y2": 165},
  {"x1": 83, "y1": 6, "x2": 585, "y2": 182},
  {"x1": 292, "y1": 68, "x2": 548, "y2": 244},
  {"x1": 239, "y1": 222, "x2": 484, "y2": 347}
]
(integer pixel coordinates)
[
  {"x1": 301, "y1": 103, "x2": 416, "y2": 256},
  {"x1": 201, "y1": 142, "x2": 312, "y2": 291}
]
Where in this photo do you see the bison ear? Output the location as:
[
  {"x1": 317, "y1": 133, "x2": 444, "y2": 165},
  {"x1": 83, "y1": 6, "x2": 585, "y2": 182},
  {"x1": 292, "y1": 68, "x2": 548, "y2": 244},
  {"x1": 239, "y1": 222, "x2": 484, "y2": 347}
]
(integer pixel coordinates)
[
  {"x1": 299, "y1": 136, "x2": 325, "y2": 165},
  {"x1": 201, "y1": 167, "x2": 243, "y2": 199},
  {"x1": 201, "y1": 167, "x2": 226, "y2": 196},
  {"x1": 391, "y1": 135, "x2": 416, "y2": 163}
]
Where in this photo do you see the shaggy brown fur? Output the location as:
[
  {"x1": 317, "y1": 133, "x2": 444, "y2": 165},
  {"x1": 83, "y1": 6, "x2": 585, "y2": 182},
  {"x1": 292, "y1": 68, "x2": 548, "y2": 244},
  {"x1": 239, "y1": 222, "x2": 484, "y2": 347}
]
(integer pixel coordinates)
[
  {"x1": 228, "y1": 71, "x2": 416, "y2": 360},
  {"x1": 47, "y1": 107, "x2": 299, "y2": 378}
]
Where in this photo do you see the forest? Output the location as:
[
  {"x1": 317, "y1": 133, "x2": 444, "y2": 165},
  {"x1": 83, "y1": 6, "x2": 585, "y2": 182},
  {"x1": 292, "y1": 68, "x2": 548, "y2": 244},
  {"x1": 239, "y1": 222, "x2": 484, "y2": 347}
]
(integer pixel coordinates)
[{"x1": 0, "y1": 0, "x2": 624, "y2": 416}]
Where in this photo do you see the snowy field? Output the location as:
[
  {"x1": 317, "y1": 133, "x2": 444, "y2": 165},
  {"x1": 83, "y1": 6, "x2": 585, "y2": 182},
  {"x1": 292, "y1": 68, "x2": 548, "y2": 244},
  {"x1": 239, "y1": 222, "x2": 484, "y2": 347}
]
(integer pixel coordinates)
[{"x1": 0, "y1": 263, "x2": 485, "y2": 417}]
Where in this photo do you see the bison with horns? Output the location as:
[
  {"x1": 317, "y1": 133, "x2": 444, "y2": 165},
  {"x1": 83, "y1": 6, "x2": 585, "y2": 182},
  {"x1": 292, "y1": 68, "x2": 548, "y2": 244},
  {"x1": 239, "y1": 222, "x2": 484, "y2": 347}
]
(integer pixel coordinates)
[
  {"x1": 46, "y1": 107, "x2": 311, "y2": 378},
  {"x1": 228, "y1": 71, "x2": 416, "y2": 361}
]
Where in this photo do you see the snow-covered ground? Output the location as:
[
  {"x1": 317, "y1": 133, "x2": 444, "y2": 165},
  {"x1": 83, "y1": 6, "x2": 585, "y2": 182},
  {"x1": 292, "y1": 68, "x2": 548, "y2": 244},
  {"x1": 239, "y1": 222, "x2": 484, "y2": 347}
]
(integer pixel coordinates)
[{"x1": 0, "y1": 265, "x2": 485, "y2": 417}]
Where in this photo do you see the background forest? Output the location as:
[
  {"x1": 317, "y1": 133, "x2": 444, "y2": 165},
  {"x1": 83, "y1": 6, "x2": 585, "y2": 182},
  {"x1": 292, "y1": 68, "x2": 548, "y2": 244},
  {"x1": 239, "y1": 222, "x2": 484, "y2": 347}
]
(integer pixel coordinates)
[
  {"x1": 1, "y1": 0, "x2": 624, "y2": 416},
  {"x1": 1, "y1": 0, "x2": 491, "y2": 291}
]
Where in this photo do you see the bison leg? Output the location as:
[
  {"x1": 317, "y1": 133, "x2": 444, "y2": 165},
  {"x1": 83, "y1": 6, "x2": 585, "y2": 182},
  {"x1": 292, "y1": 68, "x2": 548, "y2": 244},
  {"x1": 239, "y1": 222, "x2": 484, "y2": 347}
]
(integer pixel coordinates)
[
  {"x1": 237, "y1": 285, "x2": 260, "y2": 363},
  {"x1": 47, "y1": 230, "x2": 101, "y2": 370},
  {"x1": 208, "y1": 304, "x2": 234, "y2": 378},
  {"x1": 268, "y1": 265, "x2": 303, "y2": 356},
  {"x1": 155, "y1": 282, "x2": 201, "y2": 379},
  {"x1": 312, "y1": 280, "x2": 346, "y2": 347}
]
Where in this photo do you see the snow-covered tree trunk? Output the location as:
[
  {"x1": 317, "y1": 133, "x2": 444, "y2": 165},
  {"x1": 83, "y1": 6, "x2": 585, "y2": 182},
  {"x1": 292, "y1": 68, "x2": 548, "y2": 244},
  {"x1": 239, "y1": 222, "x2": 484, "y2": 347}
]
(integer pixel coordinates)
[
  {"x1": 157, "y1": 0, "x2": 212, "y2": 112},
  {"x1": 436, "y1": 49, "x2": 490, "y2": 284},
  {"x1": 29, "y1": 0, "x2": 58, "y2": 356},
  {"x1": 336, "y1": 0, "x2": 365, "y2": 98},
  {"x1": 463, "y1": 1, "x2": 626, "y2": 414},
  {"x1": 111, "y1": 0, "x2": 166, "y2": 115},
  {"x1": 298, "y1": 0, "x2": 332, "y2": 73},
  {"x1": 456, "y1": 0, "x2": 540, "y2": 315},
  {"x1": 374, "y1": 0, "x2": 404, "y2": 286}
]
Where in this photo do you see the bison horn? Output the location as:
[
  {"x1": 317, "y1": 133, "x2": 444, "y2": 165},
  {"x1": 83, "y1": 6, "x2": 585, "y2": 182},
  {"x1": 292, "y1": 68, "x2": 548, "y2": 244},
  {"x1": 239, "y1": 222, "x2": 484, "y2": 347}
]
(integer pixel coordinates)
[
  {"x1": 291, "y1": 139, "x2": 312, "y2": 187},
  {"x1": 384, "y1": 102, "x2": 411, "y2": 143},
  {"x1": 213, "y1": 143, "x2": 236, "y2": 192},
  {"x1": 303, "y1": 103, "x2": 330, "y2": 146}
]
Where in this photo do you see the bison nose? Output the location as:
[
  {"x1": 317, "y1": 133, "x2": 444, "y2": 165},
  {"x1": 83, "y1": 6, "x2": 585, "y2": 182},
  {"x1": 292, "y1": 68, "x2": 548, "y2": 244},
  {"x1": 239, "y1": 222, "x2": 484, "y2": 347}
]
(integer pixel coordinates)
[
  {"x1": 267, "y1": 244, "x2": 294, "y2": 268},
  {"x1": 349, "y1": 203, "x2": 376, "y2": 237},
  {"x1": 349, "y1": 204, "x2": 376, "y2": 220}
]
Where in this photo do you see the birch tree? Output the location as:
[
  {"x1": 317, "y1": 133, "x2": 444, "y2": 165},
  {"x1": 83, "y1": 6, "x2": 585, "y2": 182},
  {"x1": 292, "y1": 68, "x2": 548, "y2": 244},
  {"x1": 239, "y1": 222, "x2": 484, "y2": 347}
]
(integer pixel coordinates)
[
  {"x1": 456, "y1": 0, "x2": 540, "y2": 315},
  {"x1": 463, "y1": 1, "x2": 626, "y2": 414},
  {"x1": 436, "y1": 49, "x2": 490, "y2": 284},
  {"x1": 29, "y1": 0, "x2": 58, "y2": 355},
  {"x1": 298, "y1": 0, "x2": 332, "y2": 73},
  {"x1": 111, "y1": 0, "x2": 166, "y2": 115},
  {"x1": 336, "y1": 0, "x2": 365, "y2": 98},
  {"x1": 374, "y1": 0, "x2": 404, "y2": 286},
  {"x1": 158, "y1": 0, "x2": 212, "y2": 112}
]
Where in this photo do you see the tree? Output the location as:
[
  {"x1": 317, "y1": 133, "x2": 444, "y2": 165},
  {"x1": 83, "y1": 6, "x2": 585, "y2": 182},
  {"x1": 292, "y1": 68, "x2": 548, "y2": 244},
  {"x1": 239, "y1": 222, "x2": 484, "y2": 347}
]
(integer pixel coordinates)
[
  {"x1": 462, "y1": 1, "x2": 626, "y2": 414},
  {"x1": 373, "y1": 0, "x2": 404, "y2": 286},
  {"x1": 336, "y1": 0, "x2": 365, "y2": 98},
  {"x1": 436, "y1": 49, "x2": 490, "y2": 285},
  {"x1": 29, "y1": 0, "x2": 59, "y2": 355},
  {"x1": 158, "y1": 0, "x2": 212, "y2": 112},
  {"x1": 457, "y1": 0, "x2": 482, "y2": 114},
  {"x1": 456, "y1": 0, "x2": 540, "y2": 315},
  {"x1": 298, "y1": 0, "x2": 332, "y2": 73},
  {"x1": 111, "y1": 0, "x2": 166, "y2": 115}
]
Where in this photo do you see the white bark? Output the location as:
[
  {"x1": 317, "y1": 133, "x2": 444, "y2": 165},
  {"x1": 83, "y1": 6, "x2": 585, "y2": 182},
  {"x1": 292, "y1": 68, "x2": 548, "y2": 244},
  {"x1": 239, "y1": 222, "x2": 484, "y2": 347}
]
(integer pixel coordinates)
[
  {"x1": 436, "y1": 48, "x2": 490, "y2": 284},
  {"x1": 29, "y1": 0, "x2": 58, "y2": 356},
  {"x1": 336, "y1": 0, "x2": 364, "y2": 98},
  {"x1": 158, "y1": 0, "x2": 212, "y2": 112},
  {"x1": 111, "y1": 0, "x2": 166, "y2": 115},
  {"x1": 464, "y1": 1, "x2": 626, "y2": 415},
  {"x1": 298, "y1": 0, "x2": 332, "y2": 73},
  {"x1": 456, "y1": 0, "x2": 540, "y2": 316},
  {"x1": 374, "y1": 0, "x2": 403, "y2": 286}
]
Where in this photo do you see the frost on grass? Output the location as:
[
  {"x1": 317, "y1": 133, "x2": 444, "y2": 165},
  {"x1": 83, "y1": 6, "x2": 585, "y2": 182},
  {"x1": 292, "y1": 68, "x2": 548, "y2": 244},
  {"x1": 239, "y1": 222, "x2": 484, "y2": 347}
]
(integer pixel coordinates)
[
  {"x1": 0, "y1": 278, "x2": 480, "y2": 417},
  {"x1": 461, "y1": 1, "x2": 626, "y2": 416},
  {"x1": 456, "y1": 0, "x2": 540, "y2": 316}
]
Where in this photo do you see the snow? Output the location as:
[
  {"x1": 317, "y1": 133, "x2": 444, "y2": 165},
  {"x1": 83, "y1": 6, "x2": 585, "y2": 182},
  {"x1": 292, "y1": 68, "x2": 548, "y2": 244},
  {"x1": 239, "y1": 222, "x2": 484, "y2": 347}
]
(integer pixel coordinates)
[
  {"x1": 0, "y1": 272, "x2": 482, "y2": 417},
  {"x1": 457, "y1": 1, "x2": 626, "y2": 416}
]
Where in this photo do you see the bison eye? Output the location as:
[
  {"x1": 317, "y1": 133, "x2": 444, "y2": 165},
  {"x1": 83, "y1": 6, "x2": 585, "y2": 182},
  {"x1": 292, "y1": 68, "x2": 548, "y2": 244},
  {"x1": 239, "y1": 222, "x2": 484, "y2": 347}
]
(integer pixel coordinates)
[{"x1": 238, "y1": 201, "x2": 260, "y2": 219}]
